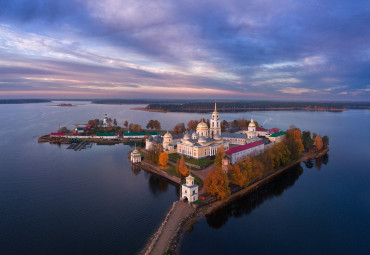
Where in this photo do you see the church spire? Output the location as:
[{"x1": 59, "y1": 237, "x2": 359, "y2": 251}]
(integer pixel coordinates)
[{"x1": 214, "y1": 102, "x2": 217, "y2": 112}]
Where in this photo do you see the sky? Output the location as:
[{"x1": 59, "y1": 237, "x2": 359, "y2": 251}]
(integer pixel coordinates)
[{"x1": 0, "y1": 0, "x2": 369, "y2": 100}]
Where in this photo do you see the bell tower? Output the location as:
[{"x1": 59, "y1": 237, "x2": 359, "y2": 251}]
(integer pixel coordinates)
[{"x1": 210, "y1": 102, "x2": 221, "y2": 138}]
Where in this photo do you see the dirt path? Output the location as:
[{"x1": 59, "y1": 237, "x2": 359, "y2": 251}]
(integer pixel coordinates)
[
  {"x1": 190, "y1": 163, "x2": 215, "y2": 181},
  {"x1": 143, "y1": 201, "x2": 194, "y2": 255}
]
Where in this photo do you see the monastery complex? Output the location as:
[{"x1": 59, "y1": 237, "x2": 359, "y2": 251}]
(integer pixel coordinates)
[{"x1": 146, "y1": 103, "x2": 286, "y2": 164}]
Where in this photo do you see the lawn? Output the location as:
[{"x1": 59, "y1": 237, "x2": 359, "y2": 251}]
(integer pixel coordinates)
[{"x1": 168, "y1": 153, "x2": 213, "y2": 167}]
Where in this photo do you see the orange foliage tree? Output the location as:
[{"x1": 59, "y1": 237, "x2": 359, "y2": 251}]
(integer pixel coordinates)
[
  {"x1": 286, "y1": 128, "x2": 304, "y2": 153},
  {"x1": 204, "y1": 168, "x2": 230, "y2": 200},
  {"x1": 158, "y1": 152, "x2": 169, "y2": 166},
  {"x1": 229, "y1": 163, "x2": 247, "y2": 187},
  {"x1": 314, "y1": 135, "x2": 323, "y2": 151},
  {"x1": 179, "y1": 155, "x2": 189, "y2": 176},
  {"x1": 214, "y1": 146, "x2": 226, "y2": 168}
]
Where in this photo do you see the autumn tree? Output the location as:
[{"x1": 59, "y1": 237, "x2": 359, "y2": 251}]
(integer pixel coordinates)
[
  {"x1": 174, "y1": 123, "x2": 186, "y2": 134},
  {"x1": 149, "y1": 143, "x2": 162, "y2": 164},
  {"x1": 113, "y1": 119, "x2": 117, "y2": 127},
  {"x1": 314, "y1": 135, "x2": 323, "y2": 151},
  {"x1": 286, "y1": 128, "x2": 304, "y2": 154},
  {"x1": 221, "y1": 120, "x2": 229, "y2": 131},
  {"x1": 187, "y1": 120, "x2": 199, "y2": 131},
  {"x1": 158, "y1": 152, "x2": 169, "y2": 166},
  {"x1": 58, "y1": 126, "x2": 70, "y2": 133},
  {"x1": 179, "y1": 155, "x2": 189, "y2": 176},
  {"x1": 271, "y1": 142, "x2": 291, "y2": 168},
  {"x1": 238, "y1": 156, "x2": 254, "y2": 185},
  {"x1": 176, "y1": 159, "x2": 180, "y2": 174},
  {"x1": 204, "y1": 168, "x2": 230, "y2": 200},
  {"x1": 214, "y1": 146, "x2": 226, "y2": 168},
  {"x1": 229, "y1": 164, "x2": 246, "y2": 187},
  {"x1": 124, "y1": 120, "x2": 129, "y2": 129}
]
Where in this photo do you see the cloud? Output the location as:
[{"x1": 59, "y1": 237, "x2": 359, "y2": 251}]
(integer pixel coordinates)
[
  {"x1": 279, "y1": 87, "x2": 318, "y2": 95},
  {"x1": 0, "y1": 0, "x2": 370, "y2": 100}
]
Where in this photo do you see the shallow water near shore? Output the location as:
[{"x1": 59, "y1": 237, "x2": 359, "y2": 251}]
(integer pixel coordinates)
[{"x1": 0, "y1": 102, "x2": 369, "y2": 254}]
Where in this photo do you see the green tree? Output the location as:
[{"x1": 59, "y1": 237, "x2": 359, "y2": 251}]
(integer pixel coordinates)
[
  {"x1": 302, "y1": 130, "x2": 314, "y2": 151},
  {"x1": 322, "y1": 136, "x2": 329, "y2": 148}
]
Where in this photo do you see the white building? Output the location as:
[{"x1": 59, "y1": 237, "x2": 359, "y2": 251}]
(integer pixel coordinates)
[
  {"x1": 103, "y1": 114, "x2": 108, "y2": 127},
  {"x1": 225, "y1": 140, "x2": 265, "y2": 164},
  {"x1": 130, "y1": 146, "x2": 141, "y2": 164},
  {"x1": 181, "y1": 174, "x2": 198, "y2": 202}
]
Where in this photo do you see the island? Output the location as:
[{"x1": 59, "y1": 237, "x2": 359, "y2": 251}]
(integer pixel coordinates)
[
  {"x1": 39, "y1": 104, "x2": 330, "y2": 255},
  {"x1": 130, "y1": 104, "x2": 330, "y2": 255}
]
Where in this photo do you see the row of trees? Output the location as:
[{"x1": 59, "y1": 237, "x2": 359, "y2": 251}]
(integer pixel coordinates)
[
  {"x1": 205, "y1": 127, "x2": 329, "y2": 200},
  {"x1": 302, "y1": 131, "x2": 329, "y2": 151},
  {"x1": 230, "y1": 118, "x2": 259, "y2": 129}
]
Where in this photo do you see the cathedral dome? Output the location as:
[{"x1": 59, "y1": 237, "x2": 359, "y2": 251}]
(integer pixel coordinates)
[
  {"x1": 164, "y1": 131, "x2": 172, "y2": 138},
  {"x1": 192, "y1": 132, "x2": 198, "y2": 139},
  {"x1": 249, "y1": 118, "x2": 256, "y2": 127},
  {"x1": 196, "y1": 120, "x2": 208, "y2": 131},
  {"x1": 184, "y1": 132, "x2": 191, "y2": 140},
  {"x1": 198, "y1": 136, "x2": 206, "y2": 143}
]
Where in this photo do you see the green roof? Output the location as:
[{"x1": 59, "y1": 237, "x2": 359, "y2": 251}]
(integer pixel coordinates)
[
  {"x1": 124, "y1": 131, "x2": 158, "y2": 136},
  {"x1": 96, "y1": 133, "x2": 116, "y2": 136},
  {"x1": 269, "y1": 131, "x2": 286, "y2": 137},
  {"x1": 77, "y1": 127, "x2": 84, "y2": 130}
]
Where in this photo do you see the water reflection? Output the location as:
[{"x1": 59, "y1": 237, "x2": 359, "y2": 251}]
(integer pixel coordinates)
[
  {"x1": 148, "y1": 174, "x2": 170, "y2": 194},
  {"x1": 304, "y1": 153, "x2": 329, "y2": 170},
  {"x1": 131, "y1": 165, "x2": 141, "y2": 176},
  {"x1": 206, "y1": 165, "x2": 304, "y2": 229}
]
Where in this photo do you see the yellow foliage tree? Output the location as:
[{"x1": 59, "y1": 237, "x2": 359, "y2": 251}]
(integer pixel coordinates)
[
  {"x1": 158, "y1": 152, "x2": 169, "y2": 166},
  {"x1": 179, "y1": 155, "x2": 189, "y2": 176},
  {"x1": 286, "y1": 128, "x2": 304, "y2": 154},
  {"x1": 214, "y1": 145, "x2": 226, "y2": 168},
  {"x1": 229, "y1": 163, "x2": 247, "y2": 187},
  {"x1": 314, "y1": 135, "x2": 323, "y2": 151},
  {"x1": 204, "y1": 168, "x2": 230, "y2": 200}
]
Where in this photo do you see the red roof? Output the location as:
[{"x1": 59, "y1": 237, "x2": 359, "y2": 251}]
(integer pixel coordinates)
[
  {"x1": 226, "y1": 140, "x2": 264, "y2": 154},
  {"x1": 268, "y1": 128, "x2": 281, "y2": 134},
  {"x1": 256, "y1": 127, "x2": 267, "y2": 132},
  {"x1": 50, "y1": 133, "x2": 65, "y2": 136}
]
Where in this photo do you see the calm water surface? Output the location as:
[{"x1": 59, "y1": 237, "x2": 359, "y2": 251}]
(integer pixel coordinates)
[{"x1": 0, "y1": 102, "x2": 369, "y2": 254}]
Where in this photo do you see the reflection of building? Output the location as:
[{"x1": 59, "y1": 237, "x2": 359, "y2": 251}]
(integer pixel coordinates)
[
  {"x1": 177, "y1": 104, "x2": 230, "y2": 158},
  {"x1": 181, "y1": 174, "x2": 198, "y2": 202},
  {"x1": 226, "y1": 140, "x2": 265, "y2": 164},
  {"x1": 130, "y1": 145, "x2": 141, "y2": 164}
]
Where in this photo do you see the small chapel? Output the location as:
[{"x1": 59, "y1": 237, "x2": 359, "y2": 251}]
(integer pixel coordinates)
[{"x1": 181, "y1": 174, "x2": 198, "y2": 202}]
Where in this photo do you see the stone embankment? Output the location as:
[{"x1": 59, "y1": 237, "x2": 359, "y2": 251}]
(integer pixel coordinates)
[{"x1": 140, "y1": 161, "x2": 181, "y2": 184}]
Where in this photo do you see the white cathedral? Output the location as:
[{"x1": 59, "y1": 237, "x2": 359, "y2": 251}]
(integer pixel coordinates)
[{"x1": 146, "y1": 103, "x2": 260, "y2": 159}]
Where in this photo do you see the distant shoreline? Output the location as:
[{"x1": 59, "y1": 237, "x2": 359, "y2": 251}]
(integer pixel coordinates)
[
  {"x1": 132, "y1": 107, "x2": 347, "y2": 113},
  {"x1": 130, "y1": 107, "x2": 167, "y2": 112}
]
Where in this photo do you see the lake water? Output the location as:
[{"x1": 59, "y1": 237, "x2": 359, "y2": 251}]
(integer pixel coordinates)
[{"x1": 0, "y1": 102, "x2": 369, "y2": 254}]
